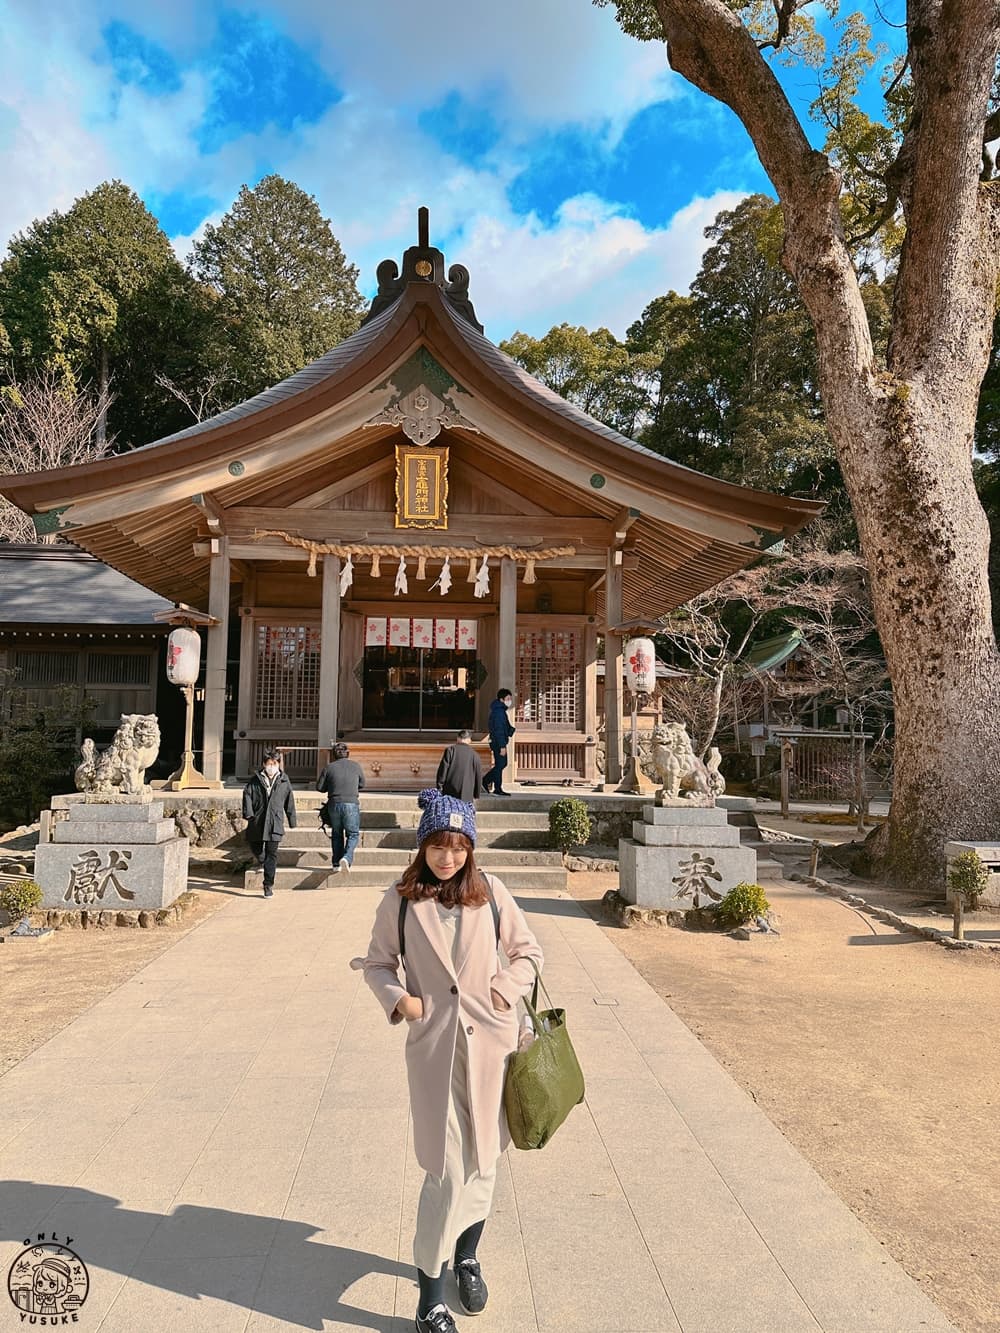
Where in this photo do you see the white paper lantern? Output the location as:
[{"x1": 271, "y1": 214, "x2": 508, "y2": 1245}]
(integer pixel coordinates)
[
  {"x1": 166, "y1": 627, "x2": 201, "y2": 686},
  {"x1": 624, "y1": 637, "x2": 656, "y2": 694}
]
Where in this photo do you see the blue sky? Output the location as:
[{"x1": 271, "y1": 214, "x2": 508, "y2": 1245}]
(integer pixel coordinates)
[{"x1": 0, "y1": 0, "x2": 902, "y2": 341}]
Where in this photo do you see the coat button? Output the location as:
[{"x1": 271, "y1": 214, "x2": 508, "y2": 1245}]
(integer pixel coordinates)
[
  {"x1": 466, "y1": 1025, "x2": 474, "y2": 1035},
  {"x1": 450, "y1": 985, "x2": 458, "y2": 995}
]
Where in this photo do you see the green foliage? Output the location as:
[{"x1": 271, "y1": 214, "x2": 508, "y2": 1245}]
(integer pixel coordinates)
[
  {"x1": 0, "y1": 181, "x2": 206, "y2": 446},
  {"x1": 548, "y1": 798, "x2": 593, "y2": 852},
  {"x1": 0, "y1": 878, "x2": 43, "y2": 923},
  {"x1": 632, "y1": 195, "x2": 839, "y2": 499},
  {"x1": 948, "y1": 850, "x2": 988, "y2": 908},
  {"x1": 500, "y1": 323, "x2": 654, "y2": 437},
  {"x1": 190, "y1": 175, "x2": 365, "y2": 401},
  {"x1": 717, "y1": 881, "x2": 770, "y2": 927},
  {"x1": 0, "y1": 671, "x2": 94, "y2": 826}
]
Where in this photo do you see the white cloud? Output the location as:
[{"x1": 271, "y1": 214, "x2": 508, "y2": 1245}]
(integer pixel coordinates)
[
  {"x1": 453, "y1": 191, "x2": 748, "y2": 340},
  {"x1": 275, "y1": 0, "x2": 675, "y2": 136},
  {"x1": 0, "y1": 0, "x2": 752, "y2": 344}
]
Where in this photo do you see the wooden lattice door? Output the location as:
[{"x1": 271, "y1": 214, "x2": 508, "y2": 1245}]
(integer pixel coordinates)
[
  {"x1": 252, "y1": 622, "x2": 322, "y2": 727},
  {"x1": 515, "y1": 628, "x2": 582, "y2": 730}
]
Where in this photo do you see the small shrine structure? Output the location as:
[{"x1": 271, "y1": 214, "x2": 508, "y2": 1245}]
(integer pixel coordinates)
[{"x1": 0, "y1": 210, "x2": 821, "y2": 788}]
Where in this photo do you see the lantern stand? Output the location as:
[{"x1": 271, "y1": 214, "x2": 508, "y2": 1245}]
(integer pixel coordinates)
[
  {"x1": 153, "y1": 608, "x2": 223, "y2": 791},
  {"x1": 619, "y1": 632, "x2": 658, "y2": 796}
]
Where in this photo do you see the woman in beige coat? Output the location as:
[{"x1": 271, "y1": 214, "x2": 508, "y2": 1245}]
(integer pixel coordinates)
[{"x1": 358, "y1": 789, "x2": 543, "y2": 1333}]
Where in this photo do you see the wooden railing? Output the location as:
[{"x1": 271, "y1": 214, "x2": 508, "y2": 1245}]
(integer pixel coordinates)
[{"x1": 515, "y1": 738, "x2": 589, "y2": 782}]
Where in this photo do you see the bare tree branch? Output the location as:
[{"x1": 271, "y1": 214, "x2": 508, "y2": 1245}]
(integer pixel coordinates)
[
  {"x1": 153, "y1": 370, "x2": 235, "y2": 424},
  {"x1": 0, "y1": 372, "x2": 113, "y2": 543}
]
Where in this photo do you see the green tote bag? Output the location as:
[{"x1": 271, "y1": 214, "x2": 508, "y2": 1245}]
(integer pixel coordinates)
[{"x1": 504, "y1": 961, "x2": 585, "y2": 1150}]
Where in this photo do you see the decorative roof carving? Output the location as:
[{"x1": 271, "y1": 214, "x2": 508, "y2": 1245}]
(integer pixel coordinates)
[
  {"x1": 362, "y1": 207, "x2": 484, "y2": 333},
  {"x1": 367, "y1": 348, "x2": 479, "y2": 443}
]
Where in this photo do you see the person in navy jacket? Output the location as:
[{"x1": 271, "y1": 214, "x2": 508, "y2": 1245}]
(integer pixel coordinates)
[{"x1": 482, "y1": 689, "x2": 515, "y2": 796}]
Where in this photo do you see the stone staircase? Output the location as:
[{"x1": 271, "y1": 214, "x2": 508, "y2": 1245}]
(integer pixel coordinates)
[
  {"x1": 245, "y1": 793, "x2": 567, "y2": 893},
  {"x1": 722, "y1": 801, "x2": 785, "y2": 881},
  {"x1": 244, "y1": 792, "x2": 787, "y2": 892}
]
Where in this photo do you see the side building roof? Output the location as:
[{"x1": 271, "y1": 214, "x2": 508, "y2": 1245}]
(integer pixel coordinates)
[{"x1": 0, "y1": 544, "x2": 173, "y2": 627}]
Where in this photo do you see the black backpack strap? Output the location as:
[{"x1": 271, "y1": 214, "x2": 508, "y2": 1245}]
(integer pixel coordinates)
[
  {"x1": 398, "y1": 893, "x2": 408, "y2": 965},
  {"x1": 484, "y1": 875, "x2": 501, "y2": 948}
]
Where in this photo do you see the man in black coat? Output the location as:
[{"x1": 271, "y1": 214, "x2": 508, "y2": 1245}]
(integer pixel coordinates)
[
  {"x1": 242, "y1": 750, "x2": 297, "y2": 897},
  {"x1": 436, "y1": 729, "x2": 483, "y2": 803}
]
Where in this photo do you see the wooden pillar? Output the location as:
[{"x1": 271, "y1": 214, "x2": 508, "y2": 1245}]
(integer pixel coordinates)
[
  {"x1": 318, "y1": 555, "x2": 342, "y2": 768},
  {"x1": 584, "y1": 618, "x2": 599, "y2": 783},
  {"x1": 234, "y1": 565, "x2": 257, "y2": 780},
  {"x1": 604, "y1": 547, "x2": 624, "y2": 785},
  {"x1": 203, "y1": 536, "x2": 231, "y2": 782},
  {"x1": 498, "y1": 557, "x2": 517, "y2": 783}
]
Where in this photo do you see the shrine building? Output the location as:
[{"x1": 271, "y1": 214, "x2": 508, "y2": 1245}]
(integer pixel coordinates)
[{"x1": 0, "y1": 212, "x2": 821, "y2": 789}]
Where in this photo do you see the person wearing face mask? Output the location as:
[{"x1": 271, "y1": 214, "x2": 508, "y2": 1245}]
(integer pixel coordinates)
[
  {"x1": 242, "y1": 749, "x2": 297, "y2": 898},
  {"x1": 353, "y1": 789, "x2": 543, "y2": 1333}
]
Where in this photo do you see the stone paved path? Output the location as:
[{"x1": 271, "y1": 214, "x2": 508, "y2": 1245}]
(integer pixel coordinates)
[{"x1": 0, "y1": 885, "x2": 955, "y2": 1332}]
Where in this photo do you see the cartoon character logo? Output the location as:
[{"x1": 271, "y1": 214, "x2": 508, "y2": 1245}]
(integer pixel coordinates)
[{"x1": 7, "y1": 1239, "x2": 89, "y2": 1318}]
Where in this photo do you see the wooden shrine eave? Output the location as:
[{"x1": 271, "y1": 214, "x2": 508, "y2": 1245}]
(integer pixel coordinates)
[
  {"x1": 0, "y1": 281, "x2": 821, "y2": 543},
  {"x1": 220, "y1": 509, "x2": 614, "y2": 548}
]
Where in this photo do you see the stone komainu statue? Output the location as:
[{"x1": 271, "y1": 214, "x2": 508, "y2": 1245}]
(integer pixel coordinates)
[
  {"x1": 649, "y1": 722, "x2": 726, "y2": 802},
  {"x1": 75, "y1": 714, "x2": 161, "y2": 796}
]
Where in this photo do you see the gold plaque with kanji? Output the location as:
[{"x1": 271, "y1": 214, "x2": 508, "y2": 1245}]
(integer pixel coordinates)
[{"x1": 395, "y1": 444, "x2": 448, "y2": 529}]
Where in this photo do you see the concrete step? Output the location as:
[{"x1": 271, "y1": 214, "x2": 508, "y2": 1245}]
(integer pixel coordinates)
[
  {"x1": 274, "y1": 846, "x2": 564, "y2": 869},
  {"x1": 287, "y1": 805, "x2": 552, "y2": 830},
  {"x1": 282, "y1": 827, "x2": 552, "y2": 851},
  {"x1": 247, "y1": 865, "x2": 568, "y2": 892}
]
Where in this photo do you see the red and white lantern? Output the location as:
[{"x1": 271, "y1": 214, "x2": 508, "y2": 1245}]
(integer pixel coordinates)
[
  {"x1": 166, "y1": 627, "x2": 201, "y2": 686},
  {"x1": 624, "y1": 637, "x2": 656, "y2": 694}
]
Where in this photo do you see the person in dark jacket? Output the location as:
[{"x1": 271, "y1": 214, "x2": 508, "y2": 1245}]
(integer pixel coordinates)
[
  {"x1": 482, "y1": 689, "x2": 515, "y2": 796},
  {"x1": 242, "y1": 750, "x2": 297, "y2": 897},
  {"x1": 436, "y1": 730, "x2": 483, "y2": 803},
  {"x1": 317, "y1": 741, "x2": 366, "y2": 873}
]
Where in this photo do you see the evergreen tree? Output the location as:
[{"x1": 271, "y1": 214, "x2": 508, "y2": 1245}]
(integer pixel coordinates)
[
  {"x1": 0, "y1": 181, "x2": 201, "y2": 447},
  {"x1": 499, "y1": 323, "x2": 656, "y2": 437},
  {"x1": 190, "y1": 175, "x2": 365, "y2": 399},
  {"x1": 633, "y1": 195, "x2": 833, "y2": 496}
]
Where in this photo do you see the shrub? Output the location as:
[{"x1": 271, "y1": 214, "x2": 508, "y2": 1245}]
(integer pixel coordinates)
[
  {"x1": 548, "y1": 798, "x2": 593, "y2": 852},
  {"x1": 717, "y1": 881, "x2": 770, "y2": 928},
  {"x1": 948, "y1": 850, "x2": 988, "y2": 908},
  {"x1": 0, "y1": 877, "x2": 43, "y2": 924}
]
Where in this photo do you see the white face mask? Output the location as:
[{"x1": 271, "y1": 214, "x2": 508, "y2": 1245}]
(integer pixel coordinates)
[{"x1": 263, "y1": 765, "x2": 279, "y2": 778}]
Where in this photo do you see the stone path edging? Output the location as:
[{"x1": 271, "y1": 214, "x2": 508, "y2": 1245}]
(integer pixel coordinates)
[{"x1": 788, "y1": 872, "x2": 1000, "y2": 952}]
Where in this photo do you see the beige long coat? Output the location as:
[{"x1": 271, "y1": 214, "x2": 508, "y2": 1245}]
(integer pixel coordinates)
[{"x1": 361, "y1": 874, "x2": 544, "y2": 1179}]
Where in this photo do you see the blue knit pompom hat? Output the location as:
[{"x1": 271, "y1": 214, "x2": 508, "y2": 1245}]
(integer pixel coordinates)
[{"x1": 417, "y1": 788, "x2": 477, "y2": 847}]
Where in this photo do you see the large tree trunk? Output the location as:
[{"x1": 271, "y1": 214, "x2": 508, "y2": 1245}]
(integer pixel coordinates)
[
  {"x1": 655, "y1": 0, "x2": 1000, "y2": 891},
  {"x1": 828, "y1": 380, "x2": 1000, "y2": 884}
]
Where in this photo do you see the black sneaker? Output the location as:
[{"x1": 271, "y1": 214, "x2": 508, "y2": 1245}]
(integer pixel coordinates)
[
  {"x1": 415, "y1": 1305, "x2": 457, "y2": 1333},
  {"x1": 263, "y1": 885, "x2": 274, "y2": 898},
  {"x1": 455, "y1": 1259, "x2": 488, "y2": 1315}
]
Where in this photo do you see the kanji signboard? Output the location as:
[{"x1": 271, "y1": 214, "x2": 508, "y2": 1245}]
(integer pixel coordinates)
[{"x1": 395, "y1": 444, "x2": 448, "y2": 529}]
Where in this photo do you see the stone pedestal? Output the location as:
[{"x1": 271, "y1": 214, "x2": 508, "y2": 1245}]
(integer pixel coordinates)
[
  {"x1": 35, "y1": 798, "x2": 189, "y2": 911},
  {"x1": 619, "y1": 804, "x2": 757, "y2": 911}
]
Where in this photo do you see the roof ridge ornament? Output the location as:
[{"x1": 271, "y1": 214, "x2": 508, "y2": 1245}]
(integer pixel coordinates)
[{"x1": 362, "y1": 207, "x2": 484, "y2": 333}]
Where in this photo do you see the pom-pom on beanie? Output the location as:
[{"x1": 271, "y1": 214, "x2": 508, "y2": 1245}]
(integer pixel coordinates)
[{"x1": 416, "y1": 787, "x2": 477, "y2": 847}]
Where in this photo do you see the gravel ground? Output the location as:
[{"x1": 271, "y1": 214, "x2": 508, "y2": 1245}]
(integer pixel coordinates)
[{"x1": 565, "y1": 870, "x2": 1000, "y2": 1333}]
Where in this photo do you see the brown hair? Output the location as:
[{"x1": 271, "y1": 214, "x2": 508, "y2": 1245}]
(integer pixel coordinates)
[{"x1": 396, "y1": 831, "x2": 489, "y2": 907}]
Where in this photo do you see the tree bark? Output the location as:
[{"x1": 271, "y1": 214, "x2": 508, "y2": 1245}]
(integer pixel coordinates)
[
  {"x1": 95, "y1": 342, "x2": 109, "y2": 447},
  {"x1": 655, "y1": 0, "x2": 1000, "y2": 888}
]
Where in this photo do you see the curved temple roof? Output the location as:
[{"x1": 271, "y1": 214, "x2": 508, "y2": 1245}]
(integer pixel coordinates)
[{"x1": 0, "y1": 220, "x2": 822, "y2": 615}]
